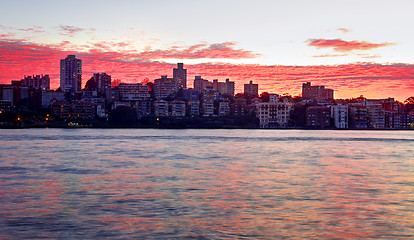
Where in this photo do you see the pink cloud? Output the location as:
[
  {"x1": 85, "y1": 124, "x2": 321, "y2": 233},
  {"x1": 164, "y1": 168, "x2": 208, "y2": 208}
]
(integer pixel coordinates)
[
  {"x1": 308, "y1": 39, "x2": 394, "y2": 52},
  {"x1": 0, "y1": 39, "x2": 413, "y2": 101}
]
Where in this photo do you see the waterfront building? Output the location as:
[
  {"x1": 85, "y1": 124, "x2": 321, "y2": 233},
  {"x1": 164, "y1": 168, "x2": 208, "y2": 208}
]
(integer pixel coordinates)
[
  {"x1": 60, "y1": 55, "x2": 82, "y2": 92},
  {"x1": 244, "y1": 81, "x2": 259, "y2": 98},
  {"x1": 256, "y1": 100, "x2": 293, "y2": 128},
  {"x1": 306, "y1": 106, "x2": 331, "y2": 128},
  {"x1": 135, "y1": 100, "x2": 152, "y2": 116},
  {"x1": 349, "y1": 105, "x2": 368, "y2": 128},
  {"x1": 219, "y1": 101, "x2": 231, "y2": 117},
  {"x1": 331, "y1": 104, "x2": 348, "y2": 128},
  {"x1": 170, "y1": 100, "x2": 186, "y2": 117},
  {"x1": 202, "y1": 100, "x2": 214, "y2": 117},
  {"x1": 302, "y1": 82, "x2": 334, "y2": 101},
  {"x1": 173, "y1": 63, "x2": 187, "y2": 89},
  {"x1": 154, "y1": 100, "x2": 169, "y2": 117},
  {"x1": 231, "y1": 98, "x2": 247, "y2": 116},
  {"x1": 154, "y1": 76, "x2": 177, "y2": 99},
  {"x1": 187, "y1": 100, "x2": 200, "y2": 117},
  {"x1": 367, "y1": 105, "x2": 385, "y2": 128}
]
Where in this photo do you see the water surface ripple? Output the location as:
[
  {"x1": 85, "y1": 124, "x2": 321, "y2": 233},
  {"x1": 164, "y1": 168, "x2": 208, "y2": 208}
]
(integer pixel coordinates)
[{"x1": 0, "y1": 129, "x2": 413, "y2": 239}]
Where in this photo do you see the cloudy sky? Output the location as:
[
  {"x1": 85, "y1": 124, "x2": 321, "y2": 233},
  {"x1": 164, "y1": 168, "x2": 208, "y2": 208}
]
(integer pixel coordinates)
[{"x1": 0, "y1": 0, "x2": 413, "y2": 100}]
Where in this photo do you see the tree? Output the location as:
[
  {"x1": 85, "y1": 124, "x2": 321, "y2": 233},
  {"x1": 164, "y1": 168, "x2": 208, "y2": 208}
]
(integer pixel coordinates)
[
  {"x1": 259, "y1": 92, "x2": 269, "y2": 102},
  {"x1": 404, "y1": 97, "x2": 414, "y2": 105}
]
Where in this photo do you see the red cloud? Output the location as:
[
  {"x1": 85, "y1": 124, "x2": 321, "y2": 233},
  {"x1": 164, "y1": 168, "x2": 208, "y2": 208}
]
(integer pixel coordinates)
[
  {"x1": 0, "y1": 39, "x2": 413, "y2": 101},
  {"x1": 308, "y1": 39, "x2": 394, "y2": 52},
  {"x1": 136, "y1": 42, "x2": 260, "y2": 60}
]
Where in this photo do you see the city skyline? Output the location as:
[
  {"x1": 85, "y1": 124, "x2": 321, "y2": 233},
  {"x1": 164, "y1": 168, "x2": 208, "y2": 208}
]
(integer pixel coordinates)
[{"x1": 1, "y1": 0, "x2": 413, "y2": 101}]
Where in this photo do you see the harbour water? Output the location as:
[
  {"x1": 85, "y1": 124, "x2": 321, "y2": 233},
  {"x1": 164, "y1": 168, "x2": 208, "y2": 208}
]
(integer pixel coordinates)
[{"x1": 0, "y1": 129, "x2": 413, "y2": 239}]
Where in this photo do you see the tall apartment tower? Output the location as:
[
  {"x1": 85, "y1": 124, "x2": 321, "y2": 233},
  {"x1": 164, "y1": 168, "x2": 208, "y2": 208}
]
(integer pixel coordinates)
[
  {"x1": 173, "y1": 63, "x2": 187, "y2": 89},
  {"x1": 244, "y1": 81, "x2": 259, "y2": 98},
  {"x1": 60, "y1": 55, "x2": 82, "y2": 92}
]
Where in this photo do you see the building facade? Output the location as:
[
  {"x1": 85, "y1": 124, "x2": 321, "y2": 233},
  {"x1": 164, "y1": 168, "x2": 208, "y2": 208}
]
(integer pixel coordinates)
[
  {"x1": 256, "y1": 101, "x2": 293, "y2": 128},
  {"x1": 60, "y1": 55, "x2": 82, "y2": 92},
  {"x1": 302, "y1": 82, "x2": 334, "y2": 101},
  {"x1": 173, "y1": 63, "x2": 187, "y2": 90},
  {"x1": 244, "y1": 81, "x2": 259, "y2": 98}
]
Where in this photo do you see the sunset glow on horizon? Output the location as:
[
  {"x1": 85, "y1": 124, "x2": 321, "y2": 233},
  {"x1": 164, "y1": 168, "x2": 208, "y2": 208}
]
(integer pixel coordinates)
[{"x1": 1, "y1": 0, "x2": 413, "y2": 101}]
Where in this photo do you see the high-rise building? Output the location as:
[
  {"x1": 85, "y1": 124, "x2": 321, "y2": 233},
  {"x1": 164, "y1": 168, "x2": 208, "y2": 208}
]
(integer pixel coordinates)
[
  {"x1": 173, "y1": 63, "x2": 187, "y2": 89},
  {"x1": 244, "y1": 81, "x2": 258, "y2": 98},
  {"x1": 60, "y1": 55, "x2": 82, "y2": 92}
]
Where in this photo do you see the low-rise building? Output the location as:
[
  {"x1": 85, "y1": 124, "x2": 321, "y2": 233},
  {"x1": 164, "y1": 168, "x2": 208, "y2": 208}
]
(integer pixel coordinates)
[
  {"x1": 306, "y1": 106, "x2": 331, "y2": 128},
  {"x1": 256, "y1": 101, "x2": 293, "y2": 128}
]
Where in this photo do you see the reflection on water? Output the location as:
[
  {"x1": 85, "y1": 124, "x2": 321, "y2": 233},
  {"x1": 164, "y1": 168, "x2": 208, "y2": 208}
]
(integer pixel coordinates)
[{"x1": 0, "y1": 129, "x2": 413, "y2": 239}]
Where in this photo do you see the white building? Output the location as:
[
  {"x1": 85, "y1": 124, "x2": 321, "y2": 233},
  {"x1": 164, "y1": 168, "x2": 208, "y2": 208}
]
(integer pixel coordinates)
[
  {"x1": 256, "y1": 100, "x2": 293, "y2": 128},
  {"x1": 331, "y1": 104, "x2": 348, "y2": 128}
]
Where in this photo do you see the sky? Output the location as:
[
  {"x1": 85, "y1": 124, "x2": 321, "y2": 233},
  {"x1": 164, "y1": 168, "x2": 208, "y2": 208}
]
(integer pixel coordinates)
[{"x1": 0, "y1": 0, "x2": 413, "y2": 101}]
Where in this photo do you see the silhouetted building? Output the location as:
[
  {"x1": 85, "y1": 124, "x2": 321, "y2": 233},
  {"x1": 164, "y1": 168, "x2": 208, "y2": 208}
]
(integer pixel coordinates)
[
  {"x1": 231, "y1": 98, "x2": 247, "y2": 116},
  {"x1": 213, "y1": 78, "x2": 235, "y2": 97},
  {"x1": 349, "y1": 105, "x2": 368, "y2": 128},
  {"x1": 93, "y1": 73, "x2": 111, "y2": 97},
  {"x1": 19, "y1": 75, "x2": 50, "y2": 91},
  {"x1": 42, "y1": 91, "x2": 65, "y2": 108},
  {"x1": 306, "y1": 106, "x2": 331, "y2": 128},
  {"x1": 173, "y1": 63, "x2": 187, "y2": 89},
  {"x1": 367, "y1": 105, "x2": 385, "y2": 128},
  {"x1": 187, "y1": 100, "x2": 200, "y2": 117},
  {"x1": 183, "y1": 89, "x2": 200, "y2": 100},
  {"x1": 60, "y1": 55, "x2": 82, "y2": 92},
  {"x1": 193, "y1": 76, "x2": 211, "y2": 93},
  {"x1": 302, "y1": 82, "x2": 334, "y2": 101},
  {"x1": 244, "y1": 81, "x2": 258, "y2": 98}
]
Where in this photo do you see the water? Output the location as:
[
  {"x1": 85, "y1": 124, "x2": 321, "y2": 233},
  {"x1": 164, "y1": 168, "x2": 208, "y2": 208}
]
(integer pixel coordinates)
[{"x1": 0, "y1": 129, "x2": 413, "y2": 239}]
